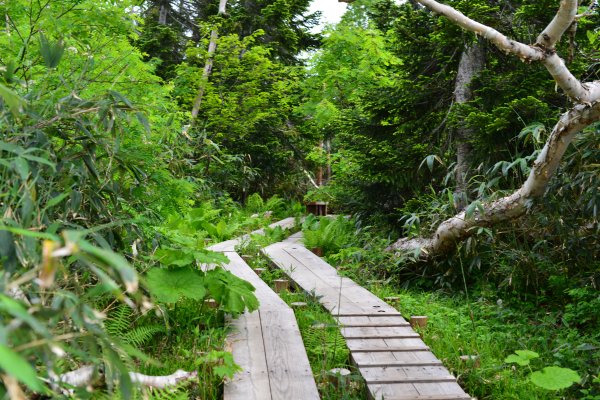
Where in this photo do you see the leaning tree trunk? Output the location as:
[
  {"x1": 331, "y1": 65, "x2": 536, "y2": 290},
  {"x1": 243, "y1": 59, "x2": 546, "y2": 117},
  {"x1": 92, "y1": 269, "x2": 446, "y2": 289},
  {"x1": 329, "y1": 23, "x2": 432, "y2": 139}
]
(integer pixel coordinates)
[
  {"x1": 188, "y1": 0, "x2": 228, "y2": 127},
  {"x1": 388, "y1": 0, "x2": 600, "y2": 258},
  {"x1": 453, "y1": 40, "x2": 485, "y2": 209}
]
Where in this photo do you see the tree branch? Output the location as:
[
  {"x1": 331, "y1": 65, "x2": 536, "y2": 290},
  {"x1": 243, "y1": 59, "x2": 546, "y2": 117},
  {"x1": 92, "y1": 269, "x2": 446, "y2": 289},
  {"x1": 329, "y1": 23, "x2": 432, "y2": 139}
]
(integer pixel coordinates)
[
  {"x1": 415, "y1": 0, "x2": 543, "y2": 62},
  {"x1": 53, "y1": 365, "x2": 198, "y2": 392},
  {"x1": 388, "y1": 101, "x2": 600, "y2": 256},
  {"x1": 537, "y1": 0, "x2": 578, "y2": 48},
  {"x1": 415, "y1": 0, "x2": 600, "y2": 103}
]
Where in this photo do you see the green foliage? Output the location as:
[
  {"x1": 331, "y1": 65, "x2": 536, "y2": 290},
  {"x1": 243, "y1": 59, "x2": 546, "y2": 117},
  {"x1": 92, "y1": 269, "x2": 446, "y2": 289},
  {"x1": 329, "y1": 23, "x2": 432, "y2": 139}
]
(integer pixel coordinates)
[
  {"x1": 505, "y1": 350, "x2": 540, "y2": 366},
  {"x1": 205, "y1": 268, "x2": 259, "y2": 314},
  {"x1": 303, "y1": 216, "x2": 355, "y2": 255},
  {"x1": 146, "y1": 268, "x2": 207, "y2": 303},
  {"x1": 530, "y1": 367, "x2": 581, "y2": 391},
  {"x1": 0, "y1": 345, "x2": 45, "y2": 392}
]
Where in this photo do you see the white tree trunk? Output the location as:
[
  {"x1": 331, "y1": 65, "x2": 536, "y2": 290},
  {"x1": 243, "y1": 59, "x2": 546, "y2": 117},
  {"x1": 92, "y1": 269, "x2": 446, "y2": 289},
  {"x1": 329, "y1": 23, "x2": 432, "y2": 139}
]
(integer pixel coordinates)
[
  {"x1": 189, "y1": 0, "x2": 228, "y2": 122},
  {"x1": 454, "y1": 40, "x2": 485, "y2": 209},
  {"x1": 389, "y1": 0, "x2": 600, "y2": 257}
]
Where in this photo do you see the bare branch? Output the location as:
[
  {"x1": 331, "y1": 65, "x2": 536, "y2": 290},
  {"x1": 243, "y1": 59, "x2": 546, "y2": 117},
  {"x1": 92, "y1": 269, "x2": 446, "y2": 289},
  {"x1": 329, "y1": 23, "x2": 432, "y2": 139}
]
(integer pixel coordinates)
[
  {"x1": 537, "y1": 0, "x2": 578, "y2": 48},
  {"x1": 415, "y1": 0, "x2": 543, "y2": 62},
  {"x1": 389, "y1": 101, "x2": 600, "y2": 256},
  {"x1": 416, "y1": 0, "x2": 600, "y2": 103}
]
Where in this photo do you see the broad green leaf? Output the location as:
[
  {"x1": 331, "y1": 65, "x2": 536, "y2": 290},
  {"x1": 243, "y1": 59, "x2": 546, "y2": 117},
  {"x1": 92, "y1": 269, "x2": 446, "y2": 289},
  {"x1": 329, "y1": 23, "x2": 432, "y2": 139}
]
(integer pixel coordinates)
[
  {"x1": 0, "y1": 345, "x2": 44, "y2": 391},
  {"x1": 505, "y1": 349, "x2": 539, "y2": 366},
  {"x1": 205, "y1": 268, "x2": 258, "y2": 314},
  {"x1": 529, "y1": 366, "x2": 580, "y2": 390},
  {"x1": 154, "y1": 248, "x2": 195, "y2": 267},
  {"x1": 194, "y1": 250, "x2": 229, "y2": 264},
  {"x1": 146, "y1": 267, "x2": 206, "y2": 303}
]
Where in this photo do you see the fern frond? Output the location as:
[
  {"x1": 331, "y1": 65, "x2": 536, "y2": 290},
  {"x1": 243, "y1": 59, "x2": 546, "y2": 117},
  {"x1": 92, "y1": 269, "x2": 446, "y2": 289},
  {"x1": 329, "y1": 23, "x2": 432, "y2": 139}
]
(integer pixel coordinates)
[
  {"x1": 106, "y1": 305, "x2": 132, "y2": 337},
  {"x1": 123, "y1": 325, "x2": 164, "y2": 348}
]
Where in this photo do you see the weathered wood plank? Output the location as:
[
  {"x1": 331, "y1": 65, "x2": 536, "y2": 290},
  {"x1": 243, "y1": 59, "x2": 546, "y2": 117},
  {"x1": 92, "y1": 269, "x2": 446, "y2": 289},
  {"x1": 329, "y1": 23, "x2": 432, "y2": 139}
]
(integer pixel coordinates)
[
  {"x1": 224, "y1": 312, "x2": 272, "y2": 400},
  {"x1": 413, "y1": 382, "x2": 471, "y2": 397},
  {"x1": 346, "y1": 338, "x2": 429, "y2": 352},
  {"x1": 259, "y1": 309, "x2": 320, "y2": 400},
  {"x1": 337, "y1": 315, "x2": 410, "y2": 327},
  {"x1": 352, "y1": 351, "x2": 442, "y2": 367},
  {"x1": 369, "y1": 384, "x2": 471, "y2": 400},
  {"x1": 359, "y1": 366, "x2": 456, "y2": 384},
  {"x1": 341, "y1": 326, "x2": 420, "y2": 339}
]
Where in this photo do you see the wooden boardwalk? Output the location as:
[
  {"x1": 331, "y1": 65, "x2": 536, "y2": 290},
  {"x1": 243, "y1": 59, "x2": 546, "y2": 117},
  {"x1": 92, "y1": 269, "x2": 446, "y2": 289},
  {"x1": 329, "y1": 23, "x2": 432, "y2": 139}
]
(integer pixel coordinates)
[
  {"x1": 205, "y1": 220, "x2": 319, "y2": 400},
  {"x1": 263, "y1": 234, "x2": 472, "y2": 400}
]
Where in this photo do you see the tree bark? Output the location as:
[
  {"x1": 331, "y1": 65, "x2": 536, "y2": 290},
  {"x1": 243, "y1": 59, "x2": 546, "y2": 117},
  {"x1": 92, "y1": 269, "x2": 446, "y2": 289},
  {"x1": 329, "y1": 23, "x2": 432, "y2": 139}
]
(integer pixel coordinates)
[
  {"x1": 189, "y1": 0, "x2": 228, "y2": 125},
  {"x1": 388, "y1": 0, "x2": 600, "y2": 257},
  {"x1": 158, "y1": 2, "x2": 168, "y2": 25},
  {"x1": 453, "y1": 40, "x2": 485, "y2": 209}
]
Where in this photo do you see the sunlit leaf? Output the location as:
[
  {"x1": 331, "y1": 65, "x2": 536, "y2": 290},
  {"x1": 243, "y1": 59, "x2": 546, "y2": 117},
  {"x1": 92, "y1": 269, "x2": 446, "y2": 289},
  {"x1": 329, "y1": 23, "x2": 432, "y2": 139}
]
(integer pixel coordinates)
[
  {"x1": 529, "y1": 366, "x2": 580, "y2": 390},
  {"x1": 146, "y1": 267, "x2": 206, "y2": 303}
]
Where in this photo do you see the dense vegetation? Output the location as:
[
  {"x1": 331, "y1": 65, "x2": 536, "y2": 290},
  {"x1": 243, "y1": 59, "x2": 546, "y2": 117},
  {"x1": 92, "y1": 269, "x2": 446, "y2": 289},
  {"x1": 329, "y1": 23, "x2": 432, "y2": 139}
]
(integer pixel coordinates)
[{"x1": 0, "y1": 0, "x2": 598, "y2": 398}]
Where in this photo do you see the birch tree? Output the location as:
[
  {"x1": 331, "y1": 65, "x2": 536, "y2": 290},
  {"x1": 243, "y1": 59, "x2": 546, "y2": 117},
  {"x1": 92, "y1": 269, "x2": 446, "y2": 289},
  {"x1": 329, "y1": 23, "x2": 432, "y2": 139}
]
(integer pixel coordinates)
[
  {"x1": 189, "y1": 0, "x2": 228, "y2": 123},
  {"x1": 389, "y1": 0, "x2": 600, "y2": 257}
]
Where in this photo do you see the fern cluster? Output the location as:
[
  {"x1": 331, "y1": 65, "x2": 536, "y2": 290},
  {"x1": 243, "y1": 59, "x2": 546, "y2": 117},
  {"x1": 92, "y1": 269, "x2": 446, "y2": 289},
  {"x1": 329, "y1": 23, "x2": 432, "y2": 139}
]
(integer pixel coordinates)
[
  {"x1": 303, "y1": 216, "x2": 355, "y2": 255},
  {"x1": 105, "y1": 305, "x2": 164, "y2": 348}
]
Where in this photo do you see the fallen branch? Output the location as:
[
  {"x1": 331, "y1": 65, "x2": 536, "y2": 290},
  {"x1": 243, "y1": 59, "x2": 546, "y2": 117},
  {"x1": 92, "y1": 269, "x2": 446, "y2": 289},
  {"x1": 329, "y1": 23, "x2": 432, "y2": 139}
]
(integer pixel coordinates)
[{"x1": 52, "y1": 365, "x2": 197, "y2": 392}]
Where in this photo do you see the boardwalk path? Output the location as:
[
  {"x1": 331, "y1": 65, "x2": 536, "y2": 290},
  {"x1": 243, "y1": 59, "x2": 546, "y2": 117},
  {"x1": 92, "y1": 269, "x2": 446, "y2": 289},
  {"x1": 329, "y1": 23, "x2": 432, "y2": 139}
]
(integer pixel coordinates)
[
  {"x1": 206, "y1": 219, "x2": 319, "y2": 400},
  {"x1": 263, "y1": 232, "x2": 472, "y2": 400}
]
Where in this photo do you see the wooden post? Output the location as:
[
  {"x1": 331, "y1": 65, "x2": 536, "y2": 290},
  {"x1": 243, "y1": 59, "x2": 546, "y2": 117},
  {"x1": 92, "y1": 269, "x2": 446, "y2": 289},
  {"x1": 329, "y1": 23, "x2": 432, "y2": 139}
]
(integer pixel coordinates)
[
  {"x1": 410, "y1": 316, "x2": 428, "y2": 328},
  {"x1": 241, "y1": 254, "x2": 252, "y2": 262},
  {"x1": 274, "y1": 279, "x2": 289, "y2": 293},
  {"x1": 327, "y1": 368, "x2": 351, "y2": 388},
  {"x1": 253, "y1": 268, "x2": 266, "y2": 276},
  {"x1": 311, "y1": 247, "x2": 323, "y2": 257}
]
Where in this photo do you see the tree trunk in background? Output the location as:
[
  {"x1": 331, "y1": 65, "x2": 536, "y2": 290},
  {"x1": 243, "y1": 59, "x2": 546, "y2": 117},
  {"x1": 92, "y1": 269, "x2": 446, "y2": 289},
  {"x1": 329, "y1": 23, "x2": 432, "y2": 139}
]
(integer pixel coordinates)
[
  {"x1": 453, "y1": 40, "x2": 485, "y2": 210},
  {"x1": 158, "y1": 2, "x2": 168, "y2": 25},
  {"x1": 189, "y1": 0, "x2": 228, "y2": 124}
]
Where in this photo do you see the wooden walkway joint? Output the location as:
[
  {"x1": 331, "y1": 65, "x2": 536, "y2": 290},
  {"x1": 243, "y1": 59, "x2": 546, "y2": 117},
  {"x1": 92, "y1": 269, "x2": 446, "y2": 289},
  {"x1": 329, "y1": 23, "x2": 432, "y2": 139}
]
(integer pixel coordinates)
[
  {"x1": 206, "y1": 219, "x2": 319, "y2": 400},
  {"x1": 263, "y1": 233, "x2": 472, "y2": 400}
]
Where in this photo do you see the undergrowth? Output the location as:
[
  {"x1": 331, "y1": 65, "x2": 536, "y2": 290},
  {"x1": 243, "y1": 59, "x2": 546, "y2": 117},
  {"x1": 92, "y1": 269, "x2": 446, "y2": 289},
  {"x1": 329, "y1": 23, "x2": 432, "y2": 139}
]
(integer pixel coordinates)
[{"x1": 302, "y1": 215, "x2": 600, "y2": 400}]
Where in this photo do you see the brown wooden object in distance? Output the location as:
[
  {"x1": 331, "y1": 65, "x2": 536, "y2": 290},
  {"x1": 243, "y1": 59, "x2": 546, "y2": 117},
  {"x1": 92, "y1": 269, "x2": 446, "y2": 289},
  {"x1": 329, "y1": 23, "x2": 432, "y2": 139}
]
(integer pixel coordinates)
[
  {"x1": 306, "y1": 201, "x2": 328, "y2": 216},
  {"x1": 311, "y1": 247, "x2": 323, "y2": 257},
  {"x1": 274, "y1": 279, "x2": 289, "y2": 293},
  {"x1": 204, "y1": 299, "x2": 218, "y2": 309},
  {"x1": 327, "y1": 368, "x2": 351, "y2": 388},
  {"x1": 410, "y1": 316, "x2": 428, "y2": 329},
  {"x1": 253, "y1": 268, "x2": 266, "y2": 276}
]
